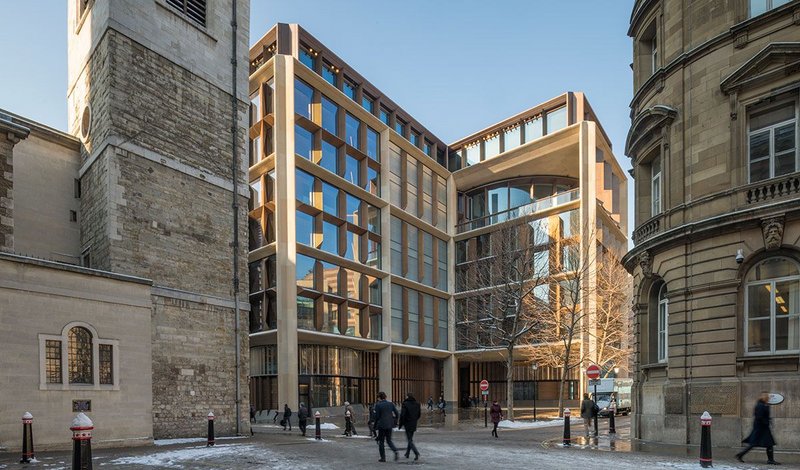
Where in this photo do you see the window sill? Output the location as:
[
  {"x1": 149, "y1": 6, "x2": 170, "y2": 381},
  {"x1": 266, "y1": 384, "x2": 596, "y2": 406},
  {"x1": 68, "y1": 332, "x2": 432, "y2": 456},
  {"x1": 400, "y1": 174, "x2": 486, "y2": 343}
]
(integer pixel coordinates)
[
  {"x1": 40, "y1": 383, "x2": 120, "y2": 392},
  {"x1": 737, "y1": 353, "x2": 799, "y2": 362},
  {"x1": 640, "y1": 362, "x2": 667, "y2": 370}
]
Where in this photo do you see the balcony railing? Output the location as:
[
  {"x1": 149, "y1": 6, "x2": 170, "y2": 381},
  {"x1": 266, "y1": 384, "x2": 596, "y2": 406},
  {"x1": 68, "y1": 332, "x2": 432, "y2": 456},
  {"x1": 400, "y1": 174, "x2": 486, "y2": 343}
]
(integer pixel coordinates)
[
  {"x1": 746, "y1": 174, "x2": 800, "y2": 204},
  {"x1": 456, "y1": 189, "x2": 580, "y2": 234},
  {"x1": 632, "y1": 214, "x2": 661, "y2": 244}
]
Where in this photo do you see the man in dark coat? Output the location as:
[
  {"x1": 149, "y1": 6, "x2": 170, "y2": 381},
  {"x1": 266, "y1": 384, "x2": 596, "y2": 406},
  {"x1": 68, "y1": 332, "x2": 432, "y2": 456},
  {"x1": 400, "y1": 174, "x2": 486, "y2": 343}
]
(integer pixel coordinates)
[
  {"x1": 282, "y1": 404, "x2": 292, "y2": 431},
  {"x1": 736, "y1": 391, "x2": 779, "y2": 464},
  {"x1": 399, "y1": 393, "x2": 421, "y2": 460},
  {"x1": 373, "y1": 391, "x2": 399, "y2": 462},
  {"x1": 298, "y1": 403, "x2": 309, "y2": 436},
  {"x1": 580, "y1": 393, "x2": 597, "y2": 436},
  {"x1": 367, "y1": 402, "x2": 377, "y2": 438}
]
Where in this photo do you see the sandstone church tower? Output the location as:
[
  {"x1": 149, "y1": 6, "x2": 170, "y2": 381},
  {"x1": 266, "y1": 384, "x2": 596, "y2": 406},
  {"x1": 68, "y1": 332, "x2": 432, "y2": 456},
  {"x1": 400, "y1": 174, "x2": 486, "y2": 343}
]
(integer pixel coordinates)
[{"x1": 67, "y1": 0, "x2": 251, "y2": 437}]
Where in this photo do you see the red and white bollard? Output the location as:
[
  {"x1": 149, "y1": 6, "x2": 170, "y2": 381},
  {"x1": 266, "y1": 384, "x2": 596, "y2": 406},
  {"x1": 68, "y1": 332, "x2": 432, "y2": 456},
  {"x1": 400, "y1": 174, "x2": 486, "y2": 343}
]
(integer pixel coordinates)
[
  {"x1": 609, "y1": 400, "x2": 617, "y2": 435},
  {"x1": 314, "y1": 411, "x2": 321, "y2": 440},
  {"x1": 562, "y1": 408, "x2": 571, "y2": 446},
  {"x1": 699, "y1": 411, "x2": 712, "y2": 468},
  {"x1": 207, "y1": 412, "x2": 215, "y2": 447},
  {"x1": 20, "y1": 412, "x2": 34, "y2": 463},
  {"x1": 71, "y1": 413, "x2": 93, "y2": 470}
]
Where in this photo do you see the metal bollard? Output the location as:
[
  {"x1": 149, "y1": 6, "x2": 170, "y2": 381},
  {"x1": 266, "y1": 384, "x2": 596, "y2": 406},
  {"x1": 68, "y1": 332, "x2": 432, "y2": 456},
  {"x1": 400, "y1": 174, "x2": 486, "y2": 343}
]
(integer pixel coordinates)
[
  {"x1": 20, "y1": 412, "x2": 34, "y2": 463},
  {"x1": 70, "y1": 413, "x2": 93, "y2": 470},
  {"x1": 562, "y1": 408, "x2": 571, "y2": 447},
  {"x1": 484, "y1": 400, "x2": 488, "y2": 428},
  {"x1": 314, "y1": 411, "x2": 321, "y2": 440},
  {"x1": 608, "y1": 401, "x2": 616, "y2": 435},
  {"x1": 699, "y1": 411, "x2": 712, "y2": 468},
  {"x1": 207, "y1": 412, "x2": 215, "y2": 447}
]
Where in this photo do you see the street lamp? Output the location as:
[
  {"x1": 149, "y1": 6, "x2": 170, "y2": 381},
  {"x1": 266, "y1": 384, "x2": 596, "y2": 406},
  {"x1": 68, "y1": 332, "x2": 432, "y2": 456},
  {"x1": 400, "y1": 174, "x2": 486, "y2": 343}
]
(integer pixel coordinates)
[
  {"x1": 614, "y1": 367, "x2": 620, "y2": 377},
  {"x1": 531, "y1": 363, "x2": 539, "y2": 421}
]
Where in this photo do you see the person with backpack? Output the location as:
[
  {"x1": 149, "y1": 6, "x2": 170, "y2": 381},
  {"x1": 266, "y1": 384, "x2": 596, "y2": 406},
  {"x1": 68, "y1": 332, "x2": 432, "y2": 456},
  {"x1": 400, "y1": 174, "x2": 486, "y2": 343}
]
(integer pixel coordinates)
[
  {"x1": 282, "y1": 404, "x2": 292, "y2": 431},
  {"x1": 490, "y1": 400, "x2": 503, "y2": 438},
  {"x1": 580, "y1": 393, "x2": 596, "y2": 437},
  {"x1": 399, "y1": 393, "x2": 421, "y2": 461},
  {"x1": 298, "y1": 403, "x2": 309, "y2": 437}
]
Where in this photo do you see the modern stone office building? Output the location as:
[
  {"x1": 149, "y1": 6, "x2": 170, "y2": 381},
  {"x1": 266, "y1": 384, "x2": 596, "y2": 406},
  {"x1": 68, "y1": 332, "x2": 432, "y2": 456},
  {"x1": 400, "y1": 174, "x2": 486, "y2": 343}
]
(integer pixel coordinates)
[
  {"x1": 625, "y1": 0, "x2": 800, "y2": 449},
  {"x1": 247, "y1": 24, "x2": 628, "y2": 413}
]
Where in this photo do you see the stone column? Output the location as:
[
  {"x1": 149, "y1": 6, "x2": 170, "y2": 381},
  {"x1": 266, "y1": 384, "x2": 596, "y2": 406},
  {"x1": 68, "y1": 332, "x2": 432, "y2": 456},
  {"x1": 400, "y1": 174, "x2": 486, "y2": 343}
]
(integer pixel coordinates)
[
  {"x1": 273, "y1": 54, "x2": 299, "y2": 411},
  {"x1": 0, "y1": 117, "x2": 30, "y2": 253}
]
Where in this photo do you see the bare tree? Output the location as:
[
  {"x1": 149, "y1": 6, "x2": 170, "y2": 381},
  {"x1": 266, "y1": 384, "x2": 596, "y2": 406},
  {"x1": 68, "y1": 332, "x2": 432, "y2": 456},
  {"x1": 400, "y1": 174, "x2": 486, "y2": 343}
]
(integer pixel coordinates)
[
  {"x1": 595, "y1": 250, "x2": 632, "y2": 377},
  {"x1": 456, "y1": 218, "x2": 551, "y2": 419}
]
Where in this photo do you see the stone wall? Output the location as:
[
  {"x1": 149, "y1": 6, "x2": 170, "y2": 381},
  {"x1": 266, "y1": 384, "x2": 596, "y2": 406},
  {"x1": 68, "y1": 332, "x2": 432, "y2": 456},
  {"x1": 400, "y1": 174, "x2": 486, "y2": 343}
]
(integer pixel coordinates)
[
  {"x1": 151, "y1": 293, "x2": 250, "y2": 438},
  {"x1": 0, "y1": 134, "x2": 13, "y2": 251}
]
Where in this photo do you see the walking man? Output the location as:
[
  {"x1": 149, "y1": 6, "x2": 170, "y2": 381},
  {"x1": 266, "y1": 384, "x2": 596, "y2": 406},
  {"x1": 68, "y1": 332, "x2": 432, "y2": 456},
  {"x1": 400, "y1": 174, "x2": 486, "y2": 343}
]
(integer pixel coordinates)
[
  {"x1": 344, "y1": 401, "x2": 358, "y2": 435},
  {"x1": 438, "y1": 396, "x2": 446, "y2": 416},
  {"x1": 374, "y1": 391, "x2": 399, "y2": 462},
  {"x1": 736, "y1": 391, "x2": 779, "y2": 465},
  {"x1": 580, "y1": 393, "x2": 595, "y2": 436},
  {"x1": 399, "y1": 393, "x2": 421, "y2": 461},
  {"x1": 282, "y1": 403, "x2": 292, "y2": 431},
  {"x1": 427, "y1": 396, "x2": 434, "y2": 411},
  {"x1": 298, "y1": 403, "x2": 309, "y2": 437},
  {"x1": 367, "y1": 402, "x2": 377, "y2": 438},
  {"x1": 490, "y1": 400, "x2": 503, "y2": 438}
]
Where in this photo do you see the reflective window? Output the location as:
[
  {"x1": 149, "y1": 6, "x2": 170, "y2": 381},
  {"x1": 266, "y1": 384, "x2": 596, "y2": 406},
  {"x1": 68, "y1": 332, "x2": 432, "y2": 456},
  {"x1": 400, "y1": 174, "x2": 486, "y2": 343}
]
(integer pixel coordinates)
[
  {"x1": 362, "y1": 93, "x2": 374, "y2": 113},
  {"x1": 651, "y1": 156, "x2": 661, "y2": 216},
  {"x1": 391, "y1": 284, "x2": 403, "y2": 343},
  {"x1": 345, "y1": 305, "x2": 361, "y2": 337},
  {"x1": 343, "y1": 77, "x2": 356, "y2": 100},
  {"x1": 68, "y1": 327, "x2": 93, "y2": 384},
  {"x1": 366, "y1": 127, "x2": 380, "y2": 161},
  {"x1": 345, "y1": 113, "x2": 360, "y2": 149},
  {"x1": 424, "y1": 140, "x2": 432, "y2": 157},
  {"x1": 657, "y1": 284, "x2": 668, "y2": 363},
  {"x1": 367, "y1": 205, "x2": 380, "y2": 234},
  {"x1": 509, "y1": 184, "x2": 532, "y2": 209},
  {"x1": 546, "y1": 107, "x2": 568, "y2": 134},
  {"x1": 321, "y1": 261, "x2": 339, "y2": 295},
  {"x1": 296, "y1": 254, "x2": 316, "y2": 288},
  {"x1": 321, "y1": 220, "x2": 339, "y2": 255},
  {"x1": 748, "y1": 99, "x2": 796, "y2": 183},
  {"x1": 437, "y1": 239, "x2": 448, "y2": 291},
  {"x1": 438, "y1": 298, "x2": 448, "y2": 350},
  {"x1": 296, "y1": 210, "x2": 314, "y2": 246},
  {"x1": 368, "y1": 276, "x2": 382, "y2": 306},
  {"x1": 321, "y1": 95, "x2": 338, "y2": 135},
  {"x1": 99, "y1": 344, "x2": 113, "y2": 385},
  {"x1": 367, "y1": 239, "x2": 381, "y2": 269},
  {"x1": 524, "y1": 116, "x2": 543, "y2": 142},
  {"x1": 295, "y1": 124, "x2": 313, "y2": 160},
  {"x1": 407, "y1": 225, "x2": 419, "y2": 282},
  {"x1": 746, "y1": 257, "x2": 800, "y2": 354},
  {"x1": 344, "y1": 153, "x2": 361, "y2": 186},
  {"x1": 407, "y1": 291, "x2": 419, "y2": 345},
  {"x1": 488, "y1": 186, "x2": 509, "y2": 215},
  {"x1": 320, "y1": 140, "x2": 338, "y2": 175},
  {"x1": 366, "y1": 166, "x2": 380, "y2": 196},
  {"x1": 390, "y1": 217, "x2": 403, "y2": 276},
  {"x1": 750, "y1": 0, "x2": 792, "y2": 18},
  {"x1": 345, "y1": 193, "x2": 361, "y2": 225},
  {"x1": 300, "y1": 49, "x2": 315, "y2": 69},
  {"x1": 322, "y1": 181, "x2": 338, "y2": 215},
  {"x1": 423, "y1": 232, "x2": 434, "y2": 285},
  {"x1": 422, "y1": 294, "x2": 434, "y2": 348},
  {"x1": 504, "y1": 125, "x2": 521, "y2": 152},
  {"x1": 322, "y1": 301, "x2": 340, "y2": 334},
  {"x1": 294, "y1": 79, "x2": 313, "y2": 119},
  {"x1": 380, "y1": 107, "x2": 390, "y2": 125},
  {"x1": 46, "y1": 339, "x2": 62, "y2": 384},
  {"x1": 250, "y1": 179, "x2": 262, "y2": 209},
  {"x1": 395, "y1": 118, "x2": 406, "y2": 136},
  {"x1": 322, "y1": 62, "x2": 337, "y2": 86},
  {"x1": 295, "y1": 169, "x2": 314, "y2": 206},
  {"x1": 484, "y1": 134, "x2": 500, "y2": 159},
  {"x1": 465, "y1": 142, "x2": 480, "y2": 166},
  {"x1": 343, "y1": 229, "x2": 360, "y2": 262},
  {"x1": 297, "y1": 295, "x2": 315, "y2": 330},
  {"x1": 410, "y1": 131, "x2": 420, "y2": 147}
]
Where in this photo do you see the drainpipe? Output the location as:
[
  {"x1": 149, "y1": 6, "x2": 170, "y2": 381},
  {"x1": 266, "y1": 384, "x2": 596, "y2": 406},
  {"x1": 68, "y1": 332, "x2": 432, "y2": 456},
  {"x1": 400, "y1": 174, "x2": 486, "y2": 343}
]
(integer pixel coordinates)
[{"x1": 230, "y1": 0, "x2": 242, "y2": 435}]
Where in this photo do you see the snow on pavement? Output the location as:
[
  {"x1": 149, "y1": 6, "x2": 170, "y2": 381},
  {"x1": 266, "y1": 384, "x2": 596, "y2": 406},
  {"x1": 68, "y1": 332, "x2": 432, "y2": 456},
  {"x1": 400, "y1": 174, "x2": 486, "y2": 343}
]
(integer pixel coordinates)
[
  {"x1": 498, "y1": 418, "x2": 582, "y2": 429},
  {"x1": 154, "y1": 436, "x2": 247, "y2": 446},
  {"x1": 108, "y1": 444, "x2": 259, "y2": 468}
]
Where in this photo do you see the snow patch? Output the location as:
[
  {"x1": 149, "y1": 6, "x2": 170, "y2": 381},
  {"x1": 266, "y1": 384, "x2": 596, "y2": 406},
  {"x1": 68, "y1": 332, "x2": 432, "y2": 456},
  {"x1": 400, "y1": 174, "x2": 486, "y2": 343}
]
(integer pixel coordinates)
[
  {"x1": 108, "y1": 443, "x2": 257, "y2": 468},
  {"x1": 306, "y1": 438, "x2": 332, "y2": 442},
  {"x1": 497, "y1": 418, "x2": 581, "y2": 429},
  {"x1": 318, "y1": 423, "x2": 339, "y2": 430}
]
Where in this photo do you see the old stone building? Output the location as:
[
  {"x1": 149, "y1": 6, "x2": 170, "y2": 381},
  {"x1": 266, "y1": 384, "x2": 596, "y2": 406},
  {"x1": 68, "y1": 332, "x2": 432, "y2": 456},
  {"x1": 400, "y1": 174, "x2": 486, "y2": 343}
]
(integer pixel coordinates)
[
  {"x1": 625, "y1": 0, "x2": 800, "y2": 449},
  {"x1": 1, "y1": 0, "x2": 251, "y2": 449}
]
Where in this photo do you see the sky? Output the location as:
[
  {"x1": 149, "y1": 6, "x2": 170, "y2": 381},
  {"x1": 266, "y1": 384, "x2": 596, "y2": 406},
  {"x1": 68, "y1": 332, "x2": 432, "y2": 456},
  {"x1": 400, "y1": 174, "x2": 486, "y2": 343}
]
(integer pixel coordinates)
[{"x1": 0, "y1": 0, "x2": 636, "y2": 230}]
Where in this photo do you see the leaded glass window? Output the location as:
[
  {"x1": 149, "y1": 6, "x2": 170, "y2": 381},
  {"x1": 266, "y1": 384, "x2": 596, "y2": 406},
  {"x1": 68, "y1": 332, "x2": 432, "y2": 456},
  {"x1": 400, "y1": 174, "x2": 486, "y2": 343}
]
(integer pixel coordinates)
[{"x1": 68, "y1": 327, "x2": 93, "y2": 384}]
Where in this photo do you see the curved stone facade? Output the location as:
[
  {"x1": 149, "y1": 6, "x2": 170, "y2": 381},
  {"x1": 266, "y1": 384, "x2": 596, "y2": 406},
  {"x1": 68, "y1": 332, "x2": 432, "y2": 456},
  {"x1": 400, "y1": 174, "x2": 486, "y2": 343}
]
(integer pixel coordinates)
[{"x1": 625, "y1": 0, "x2": 800, "y2": 449}]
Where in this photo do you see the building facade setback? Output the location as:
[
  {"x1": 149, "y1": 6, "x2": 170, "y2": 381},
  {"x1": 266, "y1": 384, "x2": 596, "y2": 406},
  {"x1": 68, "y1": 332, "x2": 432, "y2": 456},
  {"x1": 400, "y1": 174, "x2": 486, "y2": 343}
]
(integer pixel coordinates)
[{"x1": 625, "y1": 0, "x2": 800, "y2": 449}]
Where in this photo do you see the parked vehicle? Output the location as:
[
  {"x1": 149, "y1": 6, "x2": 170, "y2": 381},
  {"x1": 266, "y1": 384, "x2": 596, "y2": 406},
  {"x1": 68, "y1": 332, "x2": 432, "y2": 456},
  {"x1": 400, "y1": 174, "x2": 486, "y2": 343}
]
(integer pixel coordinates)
[{"x1": 588, "y1": 378, "x2": 632, "y2": 416}]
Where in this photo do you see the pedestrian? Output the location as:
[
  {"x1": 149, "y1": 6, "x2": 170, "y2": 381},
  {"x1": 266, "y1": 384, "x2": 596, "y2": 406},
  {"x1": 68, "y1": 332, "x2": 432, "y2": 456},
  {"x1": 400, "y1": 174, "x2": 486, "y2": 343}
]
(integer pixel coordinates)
[
  {"x1": 399, "y1": 393, "x2": 421, "y2": 461},
  {"x1": 344, "y1": 404, "x2": 353, "y2": 437},
  {"x1": 344, "y1": 401, "x2": 358, "y2": 435},
  {"x1": 282, "y1": 403, "x2": 292, "y2": 431},
  {"x1": 272, "y1": 408, "x2": 279, "y2": 423},
  {"x1": 250, "y1": 403, "x2": 256, "y2": 423},
  {"x1": 373, "y1": 391, "x2": 399, "y2": 462},
  {"x1": 298, "y1": 403, "x2": 309, "y2": 437},
  {"x1": 438, "y1": 396, "x2": 446, "y2": 416},
  {"x1": 427, "y1": 396, "x2": 434, "y2": 411},
  {"x1": 580, "y1": 393, "x2": 596, "y2": 436},
  {"x1": 368, "y1": 402, "x2": 378, "y2": 438},
  {"x1": 736, "y1": 391, "x2": 779, "y2": 465},
  {"x1": 489, "y1": 400, "x2": 503, "y2": 438}
]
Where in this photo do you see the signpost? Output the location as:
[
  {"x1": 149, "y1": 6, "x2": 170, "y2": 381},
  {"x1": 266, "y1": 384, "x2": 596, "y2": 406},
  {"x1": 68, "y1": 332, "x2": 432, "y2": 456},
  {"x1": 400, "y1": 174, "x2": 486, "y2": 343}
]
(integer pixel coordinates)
[
  {"x1": 586, "y1": 365, "x2": 601, "y2": 437},
  {"x1": 480, "y1": 380, "x2": 489, "y2": 428}
]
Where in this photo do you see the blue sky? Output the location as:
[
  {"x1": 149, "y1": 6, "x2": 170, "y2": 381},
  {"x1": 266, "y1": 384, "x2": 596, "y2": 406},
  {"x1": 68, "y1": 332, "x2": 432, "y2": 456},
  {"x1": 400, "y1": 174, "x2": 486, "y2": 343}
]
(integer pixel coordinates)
[{"x1": 1, "y1": 0, "x2": 635, "y2": 226}]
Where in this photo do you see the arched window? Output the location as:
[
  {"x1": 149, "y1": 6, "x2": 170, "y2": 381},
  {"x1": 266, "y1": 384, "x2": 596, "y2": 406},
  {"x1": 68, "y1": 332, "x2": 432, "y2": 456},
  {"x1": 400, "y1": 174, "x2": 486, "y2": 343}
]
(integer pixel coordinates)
[
  {"x1": 745, "y1": 257, "x2": 800, "y2": 355},
  {"x1": 657, "y1": 284, "x2": 668, "y2": 363},
  {"x1": 68, "y1": 327, "x2": 93, "y2": 384}
]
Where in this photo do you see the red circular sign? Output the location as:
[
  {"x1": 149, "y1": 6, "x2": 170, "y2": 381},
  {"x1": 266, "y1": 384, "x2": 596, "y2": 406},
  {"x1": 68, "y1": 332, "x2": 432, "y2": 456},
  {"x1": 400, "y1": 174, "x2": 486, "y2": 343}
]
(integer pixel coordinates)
[
  {"x1": 479, "y1": 380, "x2": 489, "y2": 391},
  {"x1": 586, "y1": 365, "x2": 601, "y2": 379}
]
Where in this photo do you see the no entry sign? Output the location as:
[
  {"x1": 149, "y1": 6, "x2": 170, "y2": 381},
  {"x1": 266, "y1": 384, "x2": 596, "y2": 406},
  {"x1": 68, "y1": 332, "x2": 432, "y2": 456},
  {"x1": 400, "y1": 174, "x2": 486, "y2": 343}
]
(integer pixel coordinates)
[
  {"x1": 586, "y1": 364, "x2": 601, "y2": 380},
  {"x1": 480, "y1": 379, "x2": 489, "y2": 391}
]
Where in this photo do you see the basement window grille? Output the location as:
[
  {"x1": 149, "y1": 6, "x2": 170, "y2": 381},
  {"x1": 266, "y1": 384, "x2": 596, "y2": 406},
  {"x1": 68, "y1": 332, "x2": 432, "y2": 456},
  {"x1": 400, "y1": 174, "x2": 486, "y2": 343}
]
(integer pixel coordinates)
[{"x1": 166, "y1": 0, "x2": 206, "y2": 27}]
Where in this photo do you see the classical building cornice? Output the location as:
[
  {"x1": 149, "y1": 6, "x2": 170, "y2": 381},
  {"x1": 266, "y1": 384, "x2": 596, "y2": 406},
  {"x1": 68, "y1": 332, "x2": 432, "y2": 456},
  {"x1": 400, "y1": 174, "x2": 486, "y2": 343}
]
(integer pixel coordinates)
[
  {"x1": 720, "y1": 42, "x2": 800, "y2": 95},
  {"x1": 625, "y1": 104, "x2": 677, "y2": 159}
]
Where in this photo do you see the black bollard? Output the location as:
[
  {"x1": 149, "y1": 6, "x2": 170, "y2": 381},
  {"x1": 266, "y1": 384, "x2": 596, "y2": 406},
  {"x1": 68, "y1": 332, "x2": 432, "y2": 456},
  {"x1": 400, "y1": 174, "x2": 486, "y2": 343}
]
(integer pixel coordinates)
[
  {"x1": 70, "y1": 413, "x2": 93, "y2": 470},
  {"x1": 562, "y1": 408, "x2": 571, "y2": 447},
  {"x1": 314, "y1": 411, "x2": 321, "y2": 440},
  {"x1": 609, "y1": 401, "x2": 616, "y2": 435},
  {"x1": 699, "y1": 411, "x2": 712, "y2": 468},
  {"x1": 20, "y1": 412, "x2": 34, "y2": 463},
  {"x1": 484, "y1": 399, "x2": 488, "y2": 428},
  {"x1": 207, "y1": 412, "x2": 215, "y2": 447}
]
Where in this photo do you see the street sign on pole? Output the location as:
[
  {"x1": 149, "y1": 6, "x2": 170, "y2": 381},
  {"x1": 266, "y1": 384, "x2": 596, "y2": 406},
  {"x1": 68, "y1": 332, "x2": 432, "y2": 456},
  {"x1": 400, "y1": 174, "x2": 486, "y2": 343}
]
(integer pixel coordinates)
[
  {"x1": 586, "y1": 364, "x2": 601, "y2": 437},
  {"x1": 586, "y1": 364, "x2": 601, "y2": 380},
  {"x1": 588, "y1": 379, "x2": 601, "y2": 387},
  {"x1": 479, "y1": 380, "x2": 489, "y2": 392}
]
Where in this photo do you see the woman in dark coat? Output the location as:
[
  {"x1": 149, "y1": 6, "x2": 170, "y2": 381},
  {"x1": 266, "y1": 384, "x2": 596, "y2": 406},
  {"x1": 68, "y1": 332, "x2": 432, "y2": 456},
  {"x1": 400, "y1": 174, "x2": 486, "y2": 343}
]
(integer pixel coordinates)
[
  {"x1": 736, "y1": 391, "x2": 778, "y2": 464},
  {"x1": 489, "y1": 400, "x2": 503, "y2": 438}
]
